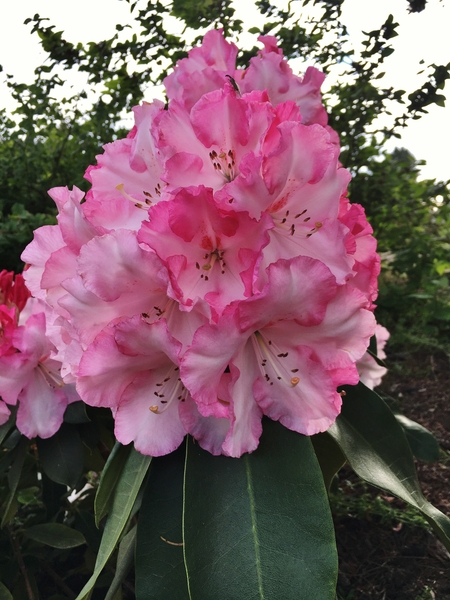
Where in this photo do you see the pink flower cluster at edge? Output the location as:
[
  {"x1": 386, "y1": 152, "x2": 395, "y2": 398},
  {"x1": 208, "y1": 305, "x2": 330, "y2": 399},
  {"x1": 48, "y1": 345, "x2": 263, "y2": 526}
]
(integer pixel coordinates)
[
  {"x1": 356, "y1": 324, "x2": 390, "y2": 390},
  {"x1": 21, "y1": 30, "x2": 380, "y2": 457},
  {"x1": 0, "y1": 270, "x2": 79, "y2": 436}
]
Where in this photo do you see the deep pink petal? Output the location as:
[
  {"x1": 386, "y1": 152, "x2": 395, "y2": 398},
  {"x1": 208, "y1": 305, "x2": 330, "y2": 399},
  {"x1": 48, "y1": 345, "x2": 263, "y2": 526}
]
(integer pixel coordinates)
[
  {"x1": 139, "y1": 186, "x2": 271, "y2": 315},
  {"x1": 238, "y1": 255, "x2": 337, "y2": 331},
  {"x1": 164, "y1": 29, "x2": 238, "y2": 111}
]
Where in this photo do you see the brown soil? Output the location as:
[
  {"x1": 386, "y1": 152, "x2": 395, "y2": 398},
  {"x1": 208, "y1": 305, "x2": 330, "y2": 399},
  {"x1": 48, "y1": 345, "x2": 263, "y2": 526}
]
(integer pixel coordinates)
[{"x1": 335, "y1": 351, "x2": 450, "y2": 600}]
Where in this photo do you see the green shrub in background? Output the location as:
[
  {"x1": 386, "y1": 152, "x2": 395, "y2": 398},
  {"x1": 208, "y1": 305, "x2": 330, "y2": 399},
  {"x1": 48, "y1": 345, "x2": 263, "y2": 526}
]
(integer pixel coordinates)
[{"x1": 351, "y1": 148, "x2": 450, "y2": 352}]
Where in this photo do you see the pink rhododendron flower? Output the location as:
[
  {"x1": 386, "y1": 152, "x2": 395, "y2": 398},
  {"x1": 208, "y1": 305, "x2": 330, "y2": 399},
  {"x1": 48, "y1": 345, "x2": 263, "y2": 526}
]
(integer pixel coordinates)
[
  {"x1": 357, "y1": 324, "x2": 390, "y2": 389},
  {"x1": 21, "y1": 30, "x2": 380, "y2": 457},
  {"x1": 0, "y1": 272, "x2": 78, "y2": 436}
]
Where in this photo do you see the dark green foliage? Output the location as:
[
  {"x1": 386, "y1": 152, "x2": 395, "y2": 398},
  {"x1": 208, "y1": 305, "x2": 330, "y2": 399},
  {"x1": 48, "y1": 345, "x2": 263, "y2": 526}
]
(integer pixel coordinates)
[{"x1": 350, "y1": 148, "x2": 450, "y2": 350}]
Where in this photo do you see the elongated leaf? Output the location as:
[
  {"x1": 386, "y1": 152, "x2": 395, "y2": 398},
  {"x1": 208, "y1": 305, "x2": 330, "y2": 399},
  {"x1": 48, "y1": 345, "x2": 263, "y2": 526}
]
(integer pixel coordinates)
[
  {"x1": 0, "y1": 412, "x2": 16, "y2": 446},
  {"x1": 366, "y1": 348, "x2": 386, "y2": 367},
  {"x1": 75, "y1": 447, "x2": 151, "y2": 600},
  {"x1": 2, "y1": 436, "x2": 28, "y2": 527},
  {"x1": 105, "y1": 525, "x2": 137, "y2": 600},
  {"x1": 37, "y1": 423, "x2": 84, "y2": 487},
  {"x1": 0, "y1": 581, "x2": 13, "y2": 600},
  {"x1": 395, "y1": 413, "x2": 441, "y2": 462},
  {"x1": 136, "y1": 445, "x2": 188, "y2": 600},
  {"x1": 311, "y1": 431, "x2": 346, "y2": 492},
  {"x1": 95, "y1": 443, "x2": 132, "y2": 526},
  {"x1": 24, "y1": 523, "x2": 86, "y2": 549},
  {"x1": 329, "y1": 383, "x2": 450, "y2": 548},
  {"x1": 183, "y1": 419, "x2": 337, "y2": 600},
  {"x1": 64, "y1": 401, "x2": 91, "y2": 424}
]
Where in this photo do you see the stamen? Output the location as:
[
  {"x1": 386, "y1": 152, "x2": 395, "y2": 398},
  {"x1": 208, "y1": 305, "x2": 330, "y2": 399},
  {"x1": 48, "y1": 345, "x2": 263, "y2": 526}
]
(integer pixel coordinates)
[
  {"x1": 38, "y1": 363, "x2": 65, "y2": 388},
  {"x1": 148, "y1": 364, "x2": 186, "y2": 415},
  {"x1": 253, "y1": 332, "x2": 299, "y2": 387},
  {"x1": 208, "y1": 147, "x2": 236, "y2": 181},
  {"x1": 115, "y1": 184, "x2": 147, "y2": 210}
]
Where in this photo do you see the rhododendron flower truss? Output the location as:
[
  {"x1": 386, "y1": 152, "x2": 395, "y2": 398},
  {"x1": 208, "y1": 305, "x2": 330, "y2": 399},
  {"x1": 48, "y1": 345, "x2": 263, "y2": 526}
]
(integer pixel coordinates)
[
  {"x1": 0, "y1": 272, "x2": 78, "y2": 437},
  {"x1": 20, "y1": 29, "x2": 381, "y2": 457}
]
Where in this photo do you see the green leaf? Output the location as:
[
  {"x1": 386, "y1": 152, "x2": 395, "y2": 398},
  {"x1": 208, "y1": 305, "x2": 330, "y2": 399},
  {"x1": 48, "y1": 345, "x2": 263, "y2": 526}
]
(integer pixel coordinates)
[
  {"x1": 75, "y1": 447, "x2": 151, "y2": 600},
  {"x1": 37, "y1": 423, "x2": 84, "y2": 487},
  {"x1": 64, "y1": 401, "x2": 91, "y2": 424},
  {"x1": 95, "y1": 443, "x2": 132, "y2": 526},
  {"x1": 24, "y1": 523, "x2": 86, "y2": 549},
  {"x1": 105, "y1": 525, "x2": 137, "y2": 600},
  {"x1": 135, "y1": 446, "x2": 188, "y2": 600},
  {"x1": 311, "y1": 431, "x2": 346, "y2": 492},
  {"x1": 0, "y1": 582, "x2": 13, "y2": 600},
  {"x1": 0, "y1": 581, "x2": 12, "y2": 600},
  {"x1": 395, "y1": 413, "x2": 441, "y2": 462},
  {"x1": 2, "y1": 436, "x2": 28, "y2": 527},
  {"x1": 366, "y1": 348, "x2": 387, "y2": 368},
  {"x1": 183, "y1": 420, "x2": 337, "y2": 600},
  {"x1": 329, "y1": 383, "x2": 450, "y2": 549},
  {"x1": 0, "y1": 412, "x2": 16, "y2": 446}
]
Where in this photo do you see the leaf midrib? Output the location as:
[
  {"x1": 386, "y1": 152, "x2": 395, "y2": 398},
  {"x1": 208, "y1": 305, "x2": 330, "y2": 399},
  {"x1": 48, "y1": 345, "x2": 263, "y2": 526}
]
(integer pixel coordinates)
[{"x1": 245, "y1": 454, "x2": 265, "y2": 600}]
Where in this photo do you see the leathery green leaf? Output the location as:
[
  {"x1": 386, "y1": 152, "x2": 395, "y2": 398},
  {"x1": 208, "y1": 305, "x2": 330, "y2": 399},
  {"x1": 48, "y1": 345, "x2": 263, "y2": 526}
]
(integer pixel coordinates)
[
  {"x1": 0, "y1": 581, "x2": 13, "y2": 600},
  {"x1": 311, "y1": 431, "x2": 346, "y2": 492},
  {"x1": 136, "y1": 445, "x2": 188, "y2": 600},
  {"x1": 24, "y1": 523, "x2": 86, "y2": 549},
  {"x1": 1, "y1": 436, "x2": 28, "y2": 527},
  {"x1": 395, "y1": 413, "x2": 441, "y2": 463},
  {"x1": 37, "y1": 423, "x2": 84, "y2": 488},
  {"x1": 183, "y1": 419, "x2": 337, "y2": 600},
  {"x1": 75, "y1": 447, "x2": 151, "y2": 600},
  {"x1": 105, "y1": 525, "x2": 137, "y2": 600},
  {"x1": 329, "y1": 383, "x2": 450, "y2": 549},
  {"x1": 95, "y1": 442, "x2": 132, "y2": 526}
]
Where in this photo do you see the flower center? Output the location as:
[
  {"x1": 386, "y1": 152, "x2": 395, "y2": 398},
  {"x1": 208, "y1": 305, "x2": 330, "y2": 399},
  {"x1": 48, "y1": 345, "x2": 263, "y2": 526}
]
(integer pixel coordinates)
[
  {"x1": 148, "y1": 365, "x2": 187, "y2": 414},
  {"x1": 209, "y1": 149, "x2": 236, "y2": 182},
  {"x1": 252, "y1": 332, "x2": 300, "y2": 387},
  {"x1": 141, "y1": 299, "x2": 177, "y2": 322},
  {"x1": 37, "y1": 362, "x2": 65, "y2": 389},
  {"x1": 272, "y1": 207, "x2": 323, "y2": 238},
  {"x1": 195, "y1": 249, "x2": 227, "y2": 281}
]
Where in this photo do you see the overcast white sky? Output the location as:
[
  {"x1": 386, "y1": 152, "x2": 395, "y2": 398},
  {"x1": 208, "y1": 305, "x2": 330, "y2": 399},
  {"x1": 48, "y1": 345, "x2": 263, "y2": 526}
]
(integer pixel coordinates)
[{"x1": 0, "y1": 0, "x2": 449, "y2": 181}]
